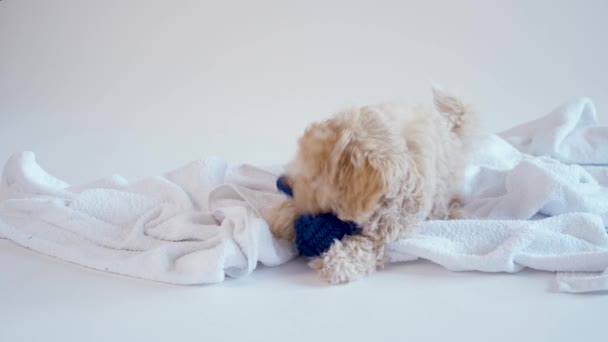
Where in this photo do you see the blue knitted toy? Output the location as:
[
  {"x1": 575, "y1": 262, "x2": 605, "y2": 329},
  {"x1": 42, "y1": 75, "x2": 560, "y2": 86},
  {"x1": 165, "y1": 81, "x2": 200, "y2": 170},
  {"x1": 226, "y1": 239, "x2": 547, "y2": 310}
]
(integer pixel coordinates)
[{"x1": 276, "y1": 176, "x2": 360, "y2": 257}]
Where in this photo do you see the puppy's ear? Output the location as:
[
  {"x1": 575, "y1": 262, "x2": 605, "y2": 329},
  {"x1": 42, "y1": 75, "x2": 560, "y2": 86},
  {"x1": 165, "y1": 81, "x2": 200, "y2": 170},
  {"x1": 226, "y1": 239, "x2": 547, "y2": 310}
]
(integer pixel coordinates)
[{"x1": 331, "y1": 136, "x2": 389, "y2": 223}]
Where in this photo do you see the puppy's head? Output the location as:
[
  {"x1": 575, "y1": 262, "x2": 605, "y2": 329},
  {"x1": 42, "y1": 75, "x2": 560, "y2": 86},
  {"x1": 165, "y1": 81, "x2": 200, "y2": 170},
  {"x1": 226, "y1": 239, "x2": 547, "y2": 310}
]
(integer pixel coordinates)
[{"x1": 284, "y1": 106, "x2": 406, "y2": 224}]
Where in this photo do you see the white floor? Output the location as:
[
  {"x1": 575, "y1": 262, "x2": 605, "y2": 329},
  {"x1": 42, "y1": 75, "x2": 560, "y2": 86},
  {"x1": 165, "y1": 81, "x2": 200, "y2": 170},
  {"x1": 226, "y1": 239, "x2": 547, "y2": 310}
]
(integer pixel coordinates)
[{"x1": 1, "y1": 1, "x2": 607, "y2": 341}]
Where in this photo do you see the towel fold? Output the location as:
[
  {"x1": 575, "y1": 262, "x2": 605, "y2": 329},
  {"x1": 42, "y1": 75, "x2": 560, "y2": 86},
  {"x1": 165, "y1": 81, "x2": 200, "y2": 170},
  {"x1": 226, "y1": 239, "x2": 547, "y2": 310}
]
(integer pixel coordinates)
[{"x1": 1, "y1": 97, "x2": 606, "y2": 292}]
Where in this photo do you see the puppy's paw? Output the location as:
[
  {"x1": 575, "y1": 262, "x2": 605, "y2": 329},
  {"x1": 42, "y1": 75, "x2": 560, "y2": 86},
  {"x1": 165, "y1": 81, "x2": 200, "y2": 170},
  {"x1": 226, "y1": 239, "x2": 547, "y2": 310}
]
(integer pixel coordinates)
[
  {"x1": 308, "y1": 235, "x2": 378, "y2": 284},
  {"x1": 448, "y1": 199, "x2": 465, "y2": 220}
]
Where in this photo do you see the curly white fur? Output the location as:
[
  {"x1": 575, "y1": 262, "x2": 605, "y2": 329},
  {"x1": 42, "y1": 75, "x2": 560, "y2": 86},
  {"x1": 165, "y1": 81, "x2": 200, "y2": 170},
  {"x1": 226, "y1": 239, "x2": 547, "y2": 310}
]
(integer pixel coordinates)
[{"x1": 263, "y1": 86, "x2": 478, "y2": 283}]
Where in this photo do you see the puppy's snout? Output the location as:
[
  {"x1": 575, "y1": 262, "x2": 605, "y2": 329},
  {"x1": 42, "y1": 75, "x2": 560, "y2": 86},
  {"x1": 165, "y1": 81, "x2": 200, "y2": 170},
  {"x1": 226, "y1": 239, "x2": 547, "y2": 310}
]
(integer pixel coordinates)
[{"x1": 292, "y1": 191, "x2": 317, "y2": 214}]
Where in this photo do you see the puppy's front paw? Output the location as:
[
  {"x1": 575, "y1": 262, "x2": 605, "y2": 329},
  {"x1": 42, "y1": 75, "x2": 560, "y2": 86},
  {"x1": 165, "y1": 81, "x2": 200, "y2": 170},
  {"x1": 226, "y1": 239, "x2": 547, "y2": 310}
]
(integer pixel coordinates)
[{"x1": 308, "y1": 236, "x2": 378, "y2": 284}]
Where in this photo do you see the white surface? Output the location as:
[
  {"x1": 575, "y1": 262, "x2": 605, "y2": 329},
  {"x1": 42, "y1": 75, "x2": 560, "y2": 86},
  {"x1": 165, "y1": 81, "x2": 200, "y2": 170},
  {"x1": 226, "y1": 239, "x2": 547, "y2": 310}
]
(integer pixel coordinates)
[{"x1": 1, "y1": 1, "x2": 608, "y2": 341}]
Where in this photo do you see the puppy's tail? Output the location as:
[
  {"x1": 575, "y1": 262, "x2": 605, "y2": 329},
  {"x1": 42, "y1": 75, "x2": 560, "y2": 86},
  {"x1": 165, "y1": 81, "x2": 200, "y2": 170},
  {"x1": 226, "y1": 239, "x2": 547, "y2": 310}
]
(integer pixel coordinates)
[{"x1": 431, "y1": 84, "x2": 477, "y2": 140}]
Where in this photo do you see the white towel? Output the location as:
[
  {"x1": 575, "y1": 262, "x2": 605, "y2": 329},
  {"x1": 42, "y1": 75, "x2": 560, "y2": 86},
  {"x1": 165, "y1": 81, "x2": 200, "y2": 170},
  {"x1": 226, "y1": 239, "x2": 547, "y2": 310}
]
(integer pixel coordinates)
[
  {"x1": 0, "y1": 155, "x2": 295, "y2": 284},
  {"x1": 0, "y1": 97, "x2": 607, "y2": 292}
]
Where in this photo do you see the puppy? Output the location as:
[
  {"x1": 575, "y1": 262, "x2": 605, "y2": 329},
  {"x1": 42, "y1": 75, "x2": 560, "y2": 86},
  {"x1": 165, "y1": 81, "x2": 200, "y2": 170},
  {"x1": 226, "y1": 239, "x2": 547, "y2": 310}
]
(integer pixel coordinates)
[{"x1": 264, "y1": 86, "x2": 477, "y2": 283}]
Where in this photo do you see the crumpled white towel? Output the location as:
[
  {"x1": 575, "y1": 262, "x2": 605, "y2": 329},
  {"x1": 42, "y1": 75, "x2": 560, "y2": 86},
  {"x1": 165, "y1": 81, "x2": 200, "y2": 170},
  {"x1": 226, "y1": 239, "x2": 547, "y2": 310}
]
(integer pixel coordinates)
[
  {"x1": 499, "y1": 98, "x2": 607, "y2": 164},
  {"x1": 0, "y1": 97, "x2": 607, "y2": 292},
  {"x1": 0, "y1": 154, "x2": 295, "y2": 284},
  {"x1": 410, "y1": 97, "x2": 608, "y2": 293}
]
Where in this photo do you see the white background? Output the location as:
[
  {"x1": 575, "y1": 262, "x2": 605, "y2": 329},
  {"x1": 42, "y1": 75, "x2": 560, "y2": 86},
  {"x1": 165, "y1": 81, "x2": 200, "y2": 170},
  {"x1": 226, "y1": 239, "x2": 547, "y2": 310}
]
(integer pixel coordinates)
[{"x1": 1, "y1": 1, "x2": 607, "y2": 341}]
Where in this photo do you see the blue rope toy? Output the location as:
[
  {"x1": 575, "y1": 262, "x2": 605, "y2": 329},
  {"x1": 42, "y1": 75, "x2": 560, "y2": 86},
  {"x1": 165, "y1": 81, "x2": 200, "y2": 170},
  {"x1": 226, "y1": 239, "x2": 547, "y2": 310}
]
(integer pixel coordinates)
[{"x1": 276, "y1": 176, "x2": 360, "y2": 257}]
